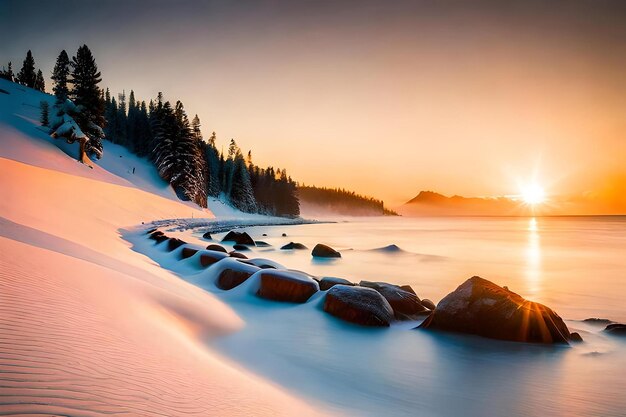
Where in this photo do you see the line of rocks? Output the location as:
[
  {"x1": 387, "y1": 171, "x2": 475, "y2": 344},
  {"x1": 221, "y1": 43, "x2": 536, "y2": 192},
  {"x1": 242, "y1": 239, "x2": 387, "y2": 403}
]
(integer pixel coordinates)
[{"x1": 147, "y1": 228, "x2": 624, "y2": 345}]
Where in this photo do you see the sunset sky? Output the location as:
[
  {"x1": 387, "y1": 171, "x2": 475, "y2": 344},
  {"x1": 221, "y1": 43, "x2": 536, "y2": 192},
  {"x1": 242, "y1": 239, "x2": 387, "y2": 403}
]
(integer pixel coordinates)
[{"x1": 1, "y1": 0, "x2": 624, "y2": 210}]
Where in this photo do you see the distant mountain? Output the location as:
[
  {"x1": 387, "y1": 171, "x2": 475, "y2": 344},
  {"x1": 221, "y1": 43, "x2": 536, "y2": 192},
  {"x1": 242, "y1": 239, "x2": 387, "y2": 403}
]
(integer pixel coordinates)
[{"x1": 400, "y1": 191, "x2": 533, "y2": 216}]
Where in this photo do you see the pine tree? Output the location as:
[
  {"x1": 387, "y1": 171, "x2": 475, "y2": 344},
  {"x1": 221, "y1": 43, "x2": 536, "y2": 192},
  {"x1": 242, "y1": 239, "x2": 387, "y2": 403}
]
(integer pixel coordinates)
[
  {"x1": 115, "y1": 91, "x2": 128, "y2": 145},
  {"x1": 40, "y1": 101, "x2": 49, "y2": 127},
  {"x1": 17, "y1": 50, "x2": 37, "y2": 88},
  {"x1": 70, "y1": 45, "x2": 105, "y2": 158},
  {"x1": 34, "y1": 69, "x2": 45, "y2": 92},
  {"x1": 127, "y1": 90, "x2": 137, "y2": 150},
  {"x1": 230, "y1": 150, "x2": 257, "y2": 213},
  {"x1": 104, "y1": 96, "x2": 118, "y2": 142},
  {"x1": 0, "y1": 62, "x2": 14, "y2": 81},
  {"x1": 51, "y1": 50, "x2": 70, "y2": 102},
  {"x1": 204, "y1": 131, "x2": 221, "y2": 197}
]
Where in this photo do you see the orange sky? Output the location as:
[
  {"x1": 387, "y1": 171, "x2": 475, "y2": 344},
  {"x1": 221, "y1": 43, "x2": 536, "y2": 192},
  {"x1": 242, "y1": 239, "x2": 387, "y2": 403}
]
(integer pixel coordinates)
[{"x1": 2, "y1": 1, "x2": 625, "y2": 211}]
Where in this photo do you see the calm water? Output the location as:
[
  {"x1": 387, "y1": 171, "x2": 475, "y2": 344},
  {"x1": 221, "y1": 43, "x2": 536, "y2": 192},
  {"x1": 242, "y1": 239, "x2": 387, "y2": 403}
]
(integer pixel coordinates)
[{"x1": 167, "y1": 216, "x2": 626, "y2": 417}]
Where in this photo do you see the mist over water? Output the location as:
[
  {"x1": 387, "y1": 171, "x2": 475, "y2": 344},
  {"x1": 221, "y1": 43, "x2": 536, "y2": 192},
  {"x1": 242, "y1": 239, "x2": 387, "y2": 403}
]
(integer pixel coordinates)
[{"x1": 176, "y1": 216, "x2": 626, "y2": 417}]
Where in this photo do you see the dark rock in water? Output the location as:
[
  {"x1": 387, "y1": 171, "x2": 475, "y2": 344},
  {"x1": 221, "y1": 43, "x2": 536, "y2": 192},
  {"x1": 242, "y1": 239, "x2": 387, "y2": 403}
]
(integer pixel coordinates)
[
  {"x1": 217, "y1": 268, "x2": 255, "y2": 290},
  {"x1": 257, "y1": 270, "x2": 319, "y2": 303},
  {"x1": 569, "y1": 332, "x2": 584, "y2": 342},
  {"x1": 419, "y1": 276, "x2": 573, "y2": 344},
  {"x1": 319, "y1": 277, "x2": 354, "y2": 291},
  {"x1": 583, "y1": 318, "x2": 614, "y2": 325},
  {"x1": 360, "y1": 281, "x2": 430, "y2": 320},
  {"x1": 312, "y1": 243, "x2": 341, "y2": 258},
  {"x1": 281, "y1": 242, "x2": 308, "y2": 250},
  {"x1": 604, "y1": 323, "x2": 626, "y2": 336},
  {"x1": 206, "y1": 244, "x2": 227, "y2": 253},
  {"x1": 222, "y1": 231, "x2": 255, "y2": 246},
  {"x1": 233, "y1": 244, "x2": 251, "y2": 251},
  {"x1": 324, "y1": 285, "x2": 394, "y2": 327},
  {"x1": 421, "y1": 299, "x2": 436, "y2": 310},
  {"x1": 282, "y1": 233, "x2": 287, "y2": 237},
  {"x1": 262, "y1": 233, "x2": 268, "y2": 236},
  {"x1": 255, "y1": 241, "x2": 271, "y2": 247},
  {"x1": 199, "y1": 251, "x2": 228, "y2": 267},
  {"x1": 229, "y1": 251, "x2": 248, "y2": 259},
  {"x1": 400, "y1": 285, "x2": 416, "y2": 295},
  {"x1": 167, "y1": 238, "x2": 186, "y2": 251},
  {"x1": 181, "y1": 247, "x2": 198, "y2": 259},
  {"x1": 202, "y1": 231, "x2": 212, "y2": 240}
]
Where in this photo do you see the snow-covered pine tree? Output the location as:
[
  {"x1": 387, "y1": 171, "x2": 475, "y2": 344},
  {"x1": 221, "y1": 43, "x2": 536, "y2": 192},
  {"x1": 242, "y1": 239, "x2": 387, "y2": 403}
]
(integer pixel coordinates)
[
  {"x1": 170, "y1": 101, "x2": 207, "y2": 207},
  {"x1": 150, "y1": 100, "x2": 178, "y2": 183},
  {"x1": 69, "y1": 45, "x2": 105, "y2": 159},
  {"x1": 16, "y1": 50, "x2": 37, "y2": 88},
  {"x1": 34, "y1": 69, "x2": 45, "y2": 92}
]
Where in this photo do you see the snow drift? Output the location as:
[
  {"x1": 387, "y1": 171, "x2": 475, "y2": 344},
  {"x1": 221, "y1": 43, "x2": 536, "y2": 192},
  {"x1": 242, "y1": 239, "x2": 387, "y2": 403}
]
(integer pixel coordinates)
[{"x1": 0, "y1": 78, "x2": 326, "y2": 416}]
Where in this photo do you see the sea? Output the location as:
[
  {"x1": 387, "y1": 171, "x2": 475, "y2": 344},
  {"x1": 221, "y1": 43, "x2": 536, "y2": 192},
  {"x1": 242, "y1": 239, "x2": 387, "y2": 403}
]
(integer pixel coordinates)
[{"x1": 164, "y1": 216, "x2": 626, "y2": 417}]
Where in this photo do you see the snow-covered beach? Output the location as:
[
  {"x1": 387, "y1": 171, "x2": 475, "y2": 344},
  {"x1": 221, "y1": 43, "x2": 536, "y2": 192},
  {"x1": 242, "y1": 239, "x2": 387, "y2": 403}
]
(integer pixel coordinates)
[
  {"x1": 2, "y1": 71, "x2": 626, "y2": 417},
  {"x1": 0, "y1": 78, "x2": 330, "y2": 416}
]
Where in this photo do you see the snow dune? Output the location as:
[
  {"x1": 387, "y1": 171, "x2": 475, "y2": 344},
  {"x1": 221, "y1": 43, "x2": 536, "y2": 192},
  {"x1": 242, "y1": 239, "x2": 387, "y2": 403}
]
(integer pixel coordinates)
[{"x1": 0, "y1": 79, "x2": 327, "y2": 416}]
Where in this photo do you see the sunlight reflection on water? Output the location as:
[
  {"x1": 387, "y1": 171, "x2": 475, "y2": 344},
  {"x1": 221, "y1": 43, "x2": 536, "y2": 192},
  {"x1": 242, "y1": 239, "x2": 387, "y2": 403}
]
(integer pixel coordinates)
[{"x1": 525, "y1": 217, "x2": 541, "y2": 295}]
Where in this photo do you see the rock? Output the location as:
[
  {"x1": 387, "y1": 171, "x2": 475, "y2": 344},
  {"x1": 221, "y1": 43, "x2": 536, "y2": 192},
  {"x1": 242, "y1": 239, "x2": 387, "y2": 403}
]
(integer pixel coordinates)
[
  {"x1": 319, "y1": 277, "x2": 354, "y2": 291},
  {"x1": 281, "y1": 242, "x2": 308, "y2": 250},
  {"x1": 282, "y1": 233, "x2": 287, "y2": 237},
  {"x1": 206, "y1": 244, "x2": 227, "y2": 253},
  {"x1": 229, "y1": 251, "x2": 248, "y2": 259},
  {"x1": 323, "y1": 285, "x2": 395, "y2": 327},
  {"x1": 583, "y1": 318, "x2": 614, "y2": 325},
  {"x1": 222, "y1": 231, "x2": 255, "y2": 246},
  {"x1": 255, "y1": 241, "x2": 271, "y2": 247},
  {"x1": 199, "y1": 250, "x2": 229, "y2": 267},
  {"x1": 152, "y1": 233, "x2": 169, "y2": 243},
  {"x1": 419, "y1": 276, "x2": 573, "y2": 344},
  {"x1": 360, "y1": 281, "x2": 430, "y2": 319},
  {"x1": 216, "y1": 268, "x2": 256, "y2": 290},
  {"x1": 400, "y1": 285, "x2": 416, "y2": 295},
  {"x1": 262, "y1": 233, "x2": 268, "y2": 236},
  {"x1": 312, "y1": 243, "x2": 341, "y2": 258},
  {"x1": 420, "y1": 298, "x2": 436, "y2": 310},
  {"x1": 233, "y1": 244, "x2": 251, "y2": 251},
  {"x1": 167, "y1": 238, "x2": 186, "y2": 251},
  {"x1": 181, "y1": 247, "x2": 198, "y2": 259},
  {"x1": 256, "y1": 270, "x2": 319, "y2": 303},
  {"x1": 202, "y1": 231, "x2": 212, "y2": 240},
  {"x1": 569, "y1": 332, "x2": 584, "y2": 342},
  {"x1": 604, "y1": 323, "x2": 626, "y2": 336}
]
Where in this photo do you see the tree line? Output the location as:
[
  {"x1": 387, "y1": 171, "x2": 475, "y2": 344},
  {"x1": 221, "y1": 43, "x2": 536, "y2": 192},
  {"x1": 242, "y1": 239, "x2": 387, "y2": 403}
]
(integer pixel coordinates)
[
  {"x1": 3, "y1": 46, "x2": 299, "y2": 216},
  {"x1": 298, "y1": 185, "x2": 398, "y2": 216},
  {"x1": 1, "y1": 50, "x2": 46, "y2": 92}
]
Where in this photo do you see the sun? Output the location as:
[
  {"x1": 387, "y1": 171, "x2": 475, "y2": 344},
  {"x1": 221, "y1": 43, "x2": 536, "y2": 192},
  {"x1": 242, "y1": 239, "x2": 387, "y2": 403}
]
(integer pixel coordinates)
[{"x1": 520, "y1": 184, "x2": 546, "y2": 205}]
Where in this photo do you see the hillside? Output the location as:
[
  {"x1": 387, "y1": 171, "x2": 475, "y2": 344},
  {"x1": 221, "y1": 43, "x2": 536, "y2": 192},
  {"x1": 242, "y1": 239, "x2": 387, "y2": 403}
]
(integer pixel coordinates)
[{"x1": 0, "y1": 78, "x2": 324, "y2": 415}]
